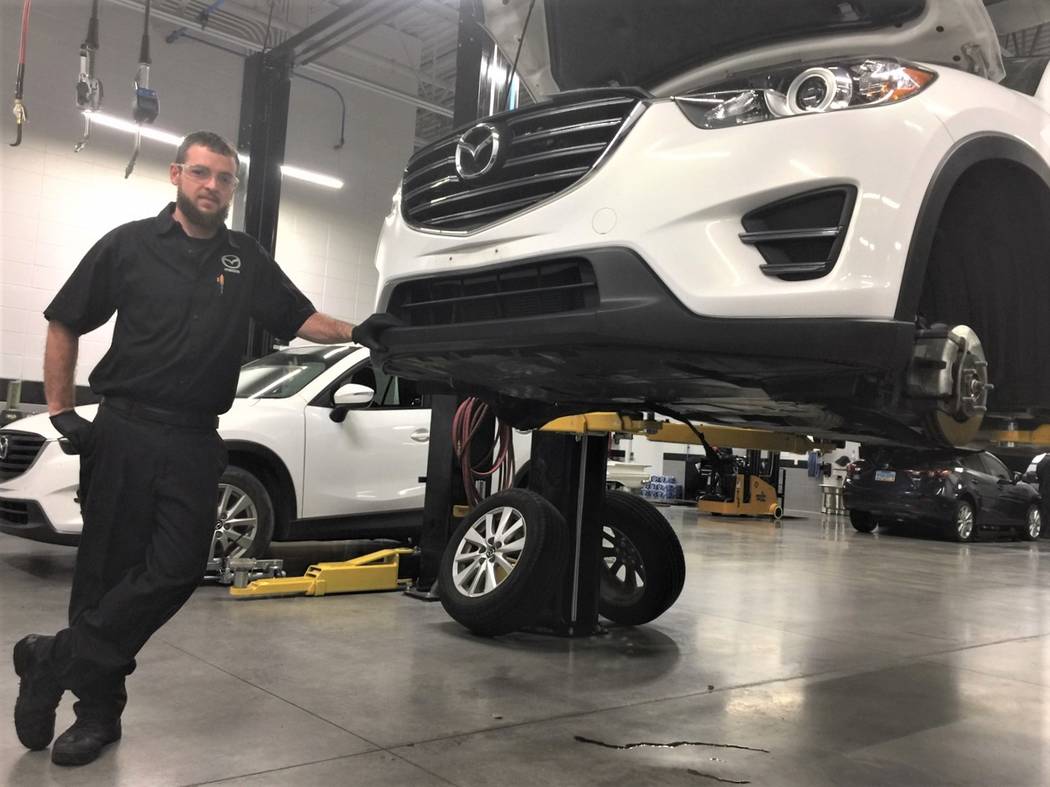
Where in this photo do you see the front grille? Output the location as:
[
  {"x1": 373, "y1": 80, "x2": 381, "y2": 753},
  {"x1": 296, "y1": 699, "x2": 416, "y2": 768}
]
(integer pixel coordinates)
[
  {"x1": 388, "y1": 259, "x2": 598, "y2": 327},
  {"x1": 0, "y1": 499, "x2": 31, "y2": 526},
  {"x1": 0, "y1": 431, "x2": 46, "y2": 481},
  {"x1": 402, "y1": 88, "x2": 646, "y2": 232}
]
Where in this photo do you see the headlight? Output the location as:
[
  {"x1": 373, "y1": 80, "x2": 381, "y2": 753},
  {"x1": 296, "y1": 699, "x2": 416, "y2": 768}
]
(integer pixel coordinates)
[{"x1": 675, "y1": 58, "x2": 936, "y2": 130}]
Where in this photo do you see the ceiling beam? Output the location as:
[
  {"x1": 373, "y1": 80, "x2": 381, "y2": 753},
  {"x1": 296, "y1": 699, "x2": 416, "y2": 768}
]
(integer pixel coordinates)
[{"x1": 107, "y1": 0, "x2": 453, "y2": 117}]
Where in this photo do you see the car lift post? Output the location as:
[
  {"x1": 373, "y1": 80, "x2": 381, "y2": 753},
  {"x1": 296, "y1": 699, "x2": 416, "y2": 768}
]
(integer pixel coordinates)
[
  {"x1": 235, "y1": 1, "x2": 369, "y2": 361},
  {"x1": 528, "y1": 431, "x2": 609, "y2": 637}
]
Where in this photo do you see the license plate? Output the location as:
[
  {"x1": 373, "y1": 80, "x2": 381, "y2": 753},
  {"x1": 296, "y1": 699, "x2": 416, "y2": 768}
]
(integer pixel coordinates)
[{"x1": 875, "y1": 470, "x2": 896, "y2": 482}]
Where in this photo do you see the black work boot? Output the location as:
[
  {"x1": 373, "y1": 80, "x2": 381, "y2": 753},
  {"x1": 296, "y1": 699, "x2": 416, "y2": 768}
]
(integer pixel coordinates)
[
  {"x1": 51, "y1": 717, "x2": 122, "y2": 767},
  {"x1": 13, "y1": 634, "x2": 64, "y2": 750}
]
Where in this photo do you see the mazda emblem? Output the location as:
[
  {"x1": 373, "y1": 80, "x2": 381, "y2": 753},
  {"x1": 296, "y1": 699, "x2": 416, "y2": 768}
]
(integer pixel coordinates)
[
  {"x1": 455, "y1": 123, "x2": 502, "y2": 180},
  {"x1": 0, "y1": 435, "x2": 8, "y2": 462}
]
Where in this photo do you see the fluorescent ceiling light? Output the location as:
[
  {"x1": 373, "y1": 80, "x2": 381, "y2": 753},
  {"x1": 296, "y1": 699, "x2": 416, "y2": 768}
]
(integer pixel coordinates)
[
  {"x1": 277, "y1": 164, "x2": 344, "y2": 190},
  {"x1": 84, "y1": 111, "x2": 344, "y2": 190},
  {"x1": 88, "y1": 111, "x2": 184, "y2": 146}
]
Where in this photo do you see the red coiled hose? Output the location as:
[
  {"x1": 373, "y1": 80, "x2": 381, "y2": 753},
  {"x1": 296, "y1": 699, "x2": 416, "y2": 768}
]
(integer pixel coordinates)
[{"x1": 452, "y1": 397, "x2": 516, "y2": 507}]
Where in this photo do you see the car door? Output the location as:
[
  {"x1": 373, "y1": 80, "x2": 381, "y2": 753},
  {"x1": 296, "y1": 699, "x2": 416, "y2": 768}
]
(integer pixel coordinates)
[
  {"x1": 959, "y1": 453, "x2": 1000, "y2": 525},
  {"x1": 981, "y1": 453, "x2": 1027, "y2": 525},
  {"x1": 301, "y1": 362, "x2": 429, "y2": 518}
]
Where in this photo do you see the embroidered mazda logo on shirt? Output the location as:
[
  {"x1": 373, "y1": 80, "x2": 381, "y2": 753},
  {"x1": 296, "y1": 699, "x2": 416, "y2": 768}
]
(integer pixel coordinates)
[
  {"x1": 455, "y1": 123, "x2": 503, "y2": 180},
  {"x1": 222, "y1": 255, "x2": 242, "y2": 274}
]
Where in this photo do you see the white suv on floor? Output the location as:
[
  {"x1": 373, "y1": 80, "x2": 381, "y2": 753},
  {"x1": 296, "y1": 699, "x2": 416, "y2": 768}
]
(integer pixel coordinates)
[
  {"x1": 0, "y1": 345, "x2": 434, "y2": 558},
  {"x1": 370, "y1": 0, "x2": 1050, "y2": 447}
]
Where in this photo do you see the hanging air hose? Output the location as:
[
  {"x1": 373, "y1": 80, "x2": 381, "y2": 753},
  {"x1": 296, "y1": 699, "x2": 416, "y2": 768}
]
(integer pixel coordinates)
[
  {"x1": 452, "y1": 398, "x2": 516, "y2": 507},
  {"x1": 10, "y1": 0, "x2": 32, "y2": 147},
  {"x1": 125, "y1": 0, "x2": 159, "y2": 178},
  {"x1": 74, "y1": 0, "x2": 103, "y2": 153}
]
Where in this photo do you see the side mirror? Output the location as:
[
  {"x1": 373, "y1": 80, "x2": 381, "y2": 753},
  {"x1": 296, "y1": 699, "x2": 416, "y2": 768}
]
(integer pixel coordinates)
[
  {"x1": 330, "y1": 383, "x2": 374, "y2": 423},
  {"x1": 334, "y1": 383, "x2": 374, "y2": 407}
]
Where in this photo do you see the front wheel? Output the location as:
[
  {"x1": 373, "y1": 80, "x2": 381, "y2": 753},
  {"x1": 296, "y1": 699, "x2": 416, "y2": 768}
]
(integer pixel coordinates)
[
  {"x1": 1020, "y1": 504, "x2": 1042, "y2": 541},
  {"x1": 212, "y1": 466, "x2": 275, "y2": 560}
]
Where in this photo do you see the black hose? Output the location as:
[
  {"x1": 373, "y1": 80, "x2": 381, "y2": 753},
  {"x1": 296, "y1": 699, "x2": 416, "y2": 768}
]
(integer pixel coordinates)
[
  {"x1": 162, "y1": 31, "x2": 348, "y2": 151},
  {"x1": 650, "y1": 405, "x2": 715, "y2": 457},
  {"x1": 293, "y1": 73, "x2": 347, "y2": 149},
  {"x1": 86, "y1": 0, "x2": 100, "y2": 49},
  {"x1": 139, "y1": 0, "x2": 151, "y2": 64},
  {"x1": 503, "y1": 0, "x2": 536, "y2": 110}
]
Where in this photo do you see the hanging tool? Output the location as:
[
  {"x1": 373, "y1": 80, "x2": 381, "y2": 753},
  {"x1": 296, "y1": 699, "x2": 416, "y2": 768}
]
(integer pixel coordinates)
[
  {"x1": 74, "y1": 0, "x2": 103, "y2": 153},
  {"x1": 10, "y1": 0, "x2": 32, "y2": 147},
  {"x1": 125, "y1": 0, "x2": 159, "y2": 178}
]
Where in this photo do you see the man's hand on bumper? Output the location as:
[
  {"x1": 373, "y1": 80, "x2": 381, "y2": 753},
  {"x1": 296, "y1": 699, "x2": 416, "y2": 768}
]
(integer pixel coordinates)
[{"x1": 351, "y1": 313, "x2": 404, "y2": 352}]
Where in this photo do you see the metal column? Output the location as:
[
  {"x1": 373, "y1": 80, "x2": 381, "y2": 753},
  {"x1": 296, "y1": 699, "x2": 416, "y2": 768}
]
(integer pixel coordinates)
[{"x1": 235, "y1": 2, "x2": 370, "y2": 360}]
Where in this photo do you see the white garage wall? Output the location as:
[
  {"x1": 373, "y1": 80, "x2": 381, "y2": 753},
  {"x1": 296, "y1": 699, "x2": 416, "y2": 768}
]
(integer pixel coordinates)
[{"x1": 0, "y1": 0, "x2": 418, "y2": 390}]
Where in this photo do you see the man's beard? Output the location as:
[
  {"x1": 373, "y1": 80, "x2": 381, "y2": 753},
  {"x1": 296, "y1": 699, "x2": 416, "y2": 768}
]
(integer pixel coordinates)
[{"x1": 176, "y1": 187, "x2": 229, "y2": 232}]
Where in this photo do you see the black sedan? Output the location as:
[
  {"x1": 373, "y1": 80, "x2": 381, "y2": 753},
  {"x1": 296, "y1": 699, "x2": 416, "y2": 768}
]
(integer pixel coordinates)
[{"x1": 843, "y1": 450, "x2": 1042, "y2": 542}]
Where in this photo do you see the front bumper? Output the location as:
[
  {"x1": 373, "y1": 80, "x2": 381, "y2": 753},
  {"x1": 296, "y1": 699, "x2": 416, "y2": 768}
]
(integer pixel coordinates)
[
  {"x1": 375, "y1": 247, "x2": 915, "y2": 426},
  {"x1": 0, "y1": 499, "x2": 79, "y2": 546},
  {"x1": 0, "y1": 439, "x2": 83, "y2": 545}
]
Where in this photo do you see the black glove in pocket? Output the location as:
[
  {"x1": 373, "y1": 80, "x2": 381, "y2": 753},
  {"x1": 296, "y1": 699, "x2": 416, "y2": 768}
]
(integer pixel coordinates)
[{"x1": 51, "y1": 410, "x2": 93, "y2": 456}]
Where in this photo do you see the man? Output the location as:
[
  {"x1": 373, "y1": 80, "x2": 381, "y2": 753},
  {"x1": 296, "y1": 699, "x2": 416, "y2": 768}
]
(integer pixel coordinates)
[{"x1": 13, "y1": 131, "x2": 397, "y2": 766}]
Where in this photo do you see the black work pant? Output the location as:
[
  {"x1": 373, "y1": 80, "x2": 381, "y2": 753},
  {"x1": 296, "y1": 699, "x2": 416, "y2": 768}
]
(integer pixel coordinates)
[{"x1": 47, "y1": 405, "x2": 226, "y2": 720}]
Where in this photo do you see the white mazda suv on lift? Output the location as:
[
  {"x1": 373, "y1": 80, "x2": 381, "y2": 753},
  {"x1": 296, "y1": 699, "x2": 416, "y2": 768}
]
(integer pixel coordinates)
[{"x1": 369, "y1": 0, "x2": 1050, "y2": 448}]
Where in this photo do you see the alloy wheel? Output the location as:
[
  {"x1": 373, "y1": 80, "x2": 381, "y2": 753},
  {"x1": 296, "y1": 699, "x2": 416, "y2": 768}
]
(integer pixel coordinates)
[
  {"x1": 212, "y1": 482, "x2": 260, "y2": 560},
  {"x1": 451, "y1": 506, "x2": 527, "y2": 598},
  {"x1": 956, "y1": 502, "x2": 975, "y2": 541},
  {"x1": 1027, "y1": 506, "x2": 1042, "y2": 539}
]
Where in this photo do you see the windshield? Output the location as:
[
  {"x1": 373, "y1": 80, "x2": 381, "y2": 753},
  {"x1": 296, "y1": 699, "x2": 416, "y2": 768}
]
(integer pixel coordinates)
[
  {"x1": 235, "y1": 345, "x2": 356, "y2": 400},
  {"x1": 545, "y1": 0, "x2": 926, "y2": 90}
]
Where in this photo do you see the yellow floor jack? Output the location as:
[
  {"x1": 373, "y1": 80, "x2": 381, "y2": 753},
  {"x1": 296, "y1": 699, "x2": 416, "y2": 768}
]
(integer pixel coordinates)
[{"x1": 227, "y1": 548, "x2": 417, "y2": 599}]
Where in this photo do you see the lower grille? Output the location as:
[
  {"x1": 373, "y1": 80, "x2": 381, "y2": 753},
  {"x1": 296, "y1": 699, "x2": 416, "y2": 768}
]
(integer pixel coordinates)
[
  {"x1": 388, "y1": 259, "x2": 599, "y2": 328},
  {"x1": 0, "y1": 499, "x2": 32, "y2": 526},
  {"x1": 739, "y1": 187, "x2": 857, "y2": 281},
  {"x1": 0, "y1": 431, "x2": 46, "y2": 481}
]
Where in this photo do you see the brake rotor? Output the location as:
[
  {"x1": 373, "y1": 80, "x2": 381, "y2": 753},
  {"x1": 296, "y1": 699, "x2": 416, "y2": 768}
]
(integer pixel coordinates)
[{"x1": 924, "y1": 325, "x2": 990, "y2": 446}]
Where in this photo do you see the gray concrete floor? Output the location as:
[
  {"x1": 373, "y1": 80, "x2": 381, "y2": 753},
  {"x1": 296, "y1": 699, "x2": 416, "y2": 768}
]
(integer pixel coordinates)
[{"x1": 2, "y1": 509, "x2": 1049, "y2": 786}]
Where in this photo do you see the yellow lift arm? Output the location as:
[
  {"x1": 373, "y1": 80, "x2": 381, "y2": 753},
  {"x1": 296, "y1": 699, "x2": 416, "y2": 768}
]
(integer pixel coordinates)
[
  {"x1": 541, "y1": 412, "x2": 838, "y2": 453},
  {"x1": 229, "y1": 548, "x2": 415, "y2": 599}
]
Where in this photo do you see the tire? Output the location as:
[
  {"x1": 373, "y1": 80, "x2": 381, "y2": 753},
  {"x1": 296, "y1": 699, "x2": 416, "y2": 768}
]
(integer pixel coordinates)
[
  {"x1": 438, "y1": 489, "x2": 568, "y2": 636},
  {"x1": 213, "y1": 466, "x2": 275, "y2": 560},
  {"x1": 598, "y1": 491, "x2": 686, "y2": 626},
  {"x1": 1020, "y1": 504, "x2": 1042, "y2": 541},
  {"x1": 849, "y1": 509, "x2": 877, "y2": 533},
  {"x1": 943, "y1": 499, "x2": 977, "y2": 542}
]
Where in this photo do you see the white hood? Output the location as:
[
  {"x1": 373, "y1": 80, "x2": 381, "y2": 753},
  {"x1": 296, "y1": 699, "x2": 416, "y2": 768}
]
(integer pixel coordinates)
[{"x1": 481, "y1": 0, "x2": 1005, "y2": 99}]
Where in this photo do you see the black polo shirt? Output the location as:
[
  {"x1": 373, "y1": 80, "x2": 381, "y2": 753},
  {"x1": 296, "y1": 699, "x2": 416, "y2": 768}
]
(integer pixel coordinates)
[{"x1": 44, "y1": 204, "x2": 316, "y2": 416}]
